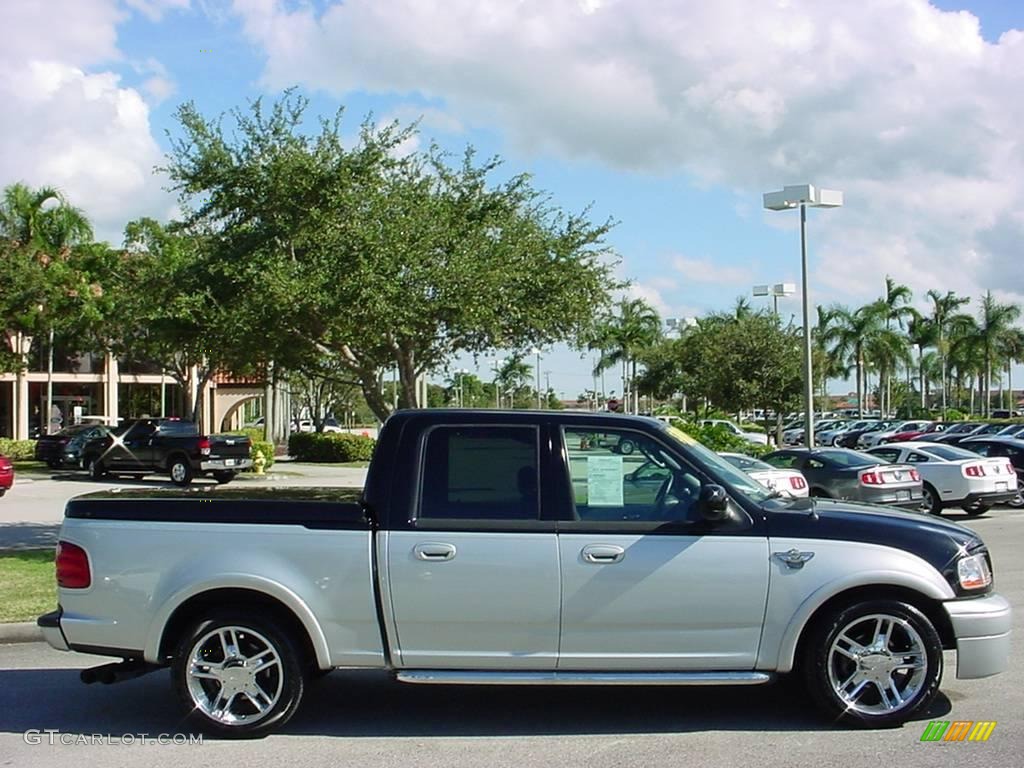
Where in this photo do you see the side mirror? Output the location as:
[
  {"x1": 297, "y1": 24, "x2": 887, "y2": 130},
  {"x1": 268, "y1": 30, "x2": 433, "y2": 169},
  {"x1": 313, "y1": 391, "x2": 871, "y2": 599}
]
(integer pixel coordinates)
[{"x1": 699, "y1": 484, "x2": 730, "y2": 522}]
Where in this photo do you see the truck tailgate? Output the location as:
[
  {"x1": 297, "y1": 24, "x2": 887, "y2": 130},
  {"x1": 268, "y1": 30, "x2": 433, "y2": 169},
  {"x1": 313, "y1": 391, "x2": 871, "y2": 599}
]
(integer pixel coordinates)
[{"x1": 54, "y1": 488, "x2": 384, "y2": 669}]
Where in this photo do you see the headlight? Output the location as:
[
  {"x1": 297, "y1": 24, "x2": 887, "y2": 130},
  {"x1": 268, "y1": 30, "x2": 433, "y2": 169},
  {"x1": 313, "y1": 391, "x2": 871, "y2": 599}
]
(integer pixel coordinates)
[{"x1": 957, "y1": 554, "x2": 992, "y2": 590}]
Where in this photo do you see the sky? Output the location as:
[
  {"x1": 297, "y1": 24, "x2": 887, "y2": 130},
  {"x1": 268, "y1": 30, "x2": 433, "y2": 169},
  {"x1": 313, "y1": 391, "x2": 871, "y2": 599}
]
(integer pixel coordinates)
[{"x1": 2, "y1": 0, "x2": 1023, "y2": 402}]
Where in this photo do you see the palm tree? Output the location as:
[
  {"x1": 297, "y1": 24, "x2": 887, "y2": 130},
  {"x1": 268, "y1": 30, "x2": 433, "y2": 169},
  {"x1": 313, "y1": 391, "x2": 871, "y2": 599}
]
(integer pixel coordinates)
[
  {"x1": 812, "y1": 305, "x2": 846, "y2": 406},
  {"x1": 496, "y1": 355, "x2": 533, "y2": 407},
  {"x1": 907, "y1": 312, "x2": 938, "y2": 409},
  {"x1": 947, "y1": 314, "x2": 983, "y2": 414},
  {"x1": 0, "y1": 182, "x2": 92, "y2": 252},
  {"x1": 997, "y1": 327, "x2": 1024, "y2": 412},
  {"x1": 821, "y1": 303, "x2": 886, "y2": 418},
  {"x1": 976, "y1": 292, "x2": 1021, "y2": 417},
  {"x1": 591, "y1": 298, "x2": 661, "y2": 414},
  {"x1": 926, "y1": 289, "x2": 971, "y2": 416},
  {"x1": 876, "y1": 278, "x2": 914, "y2": 416}
]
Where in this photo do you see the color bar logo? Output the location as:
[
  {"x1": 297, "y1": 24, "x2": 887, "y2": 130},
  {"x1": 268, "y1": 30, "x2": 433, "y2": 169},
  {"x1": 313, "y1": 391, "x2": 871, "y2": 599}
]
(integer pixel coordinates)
[{"x1": 920, "y1": 721, "x2": 997, "y2": 742}]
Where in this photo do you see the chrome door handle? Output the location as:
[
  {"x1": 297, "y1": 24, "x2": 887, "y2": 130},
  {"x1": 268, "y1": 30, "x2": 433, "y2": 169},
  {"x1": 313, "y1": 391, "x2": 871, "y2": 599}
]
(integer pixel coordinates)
[
  {"x1": 582, "y1": 544, "x2": 625, "y2": 564},
  {"x1": 413, "y1": 543, "x2": 457, "y2": 561}
]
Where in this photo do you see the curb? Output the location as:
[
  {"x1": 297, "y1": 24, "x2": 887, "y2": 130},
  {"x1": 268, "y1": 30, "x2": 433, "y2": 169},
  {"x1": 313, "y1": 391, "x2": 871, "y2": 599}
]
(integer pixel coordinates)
[{"x1": 0, "y1": 622, "x2": 43, "y2": 644}]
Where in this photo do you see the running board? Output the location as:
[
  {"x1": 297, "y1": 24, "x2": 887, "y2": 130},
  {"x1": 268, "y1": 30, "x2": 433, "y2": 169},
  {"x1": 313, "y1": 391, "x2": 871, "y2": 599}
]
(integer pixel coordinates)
[{"x1": 396, "y1": 670, "x2": 774, "y2": 686}]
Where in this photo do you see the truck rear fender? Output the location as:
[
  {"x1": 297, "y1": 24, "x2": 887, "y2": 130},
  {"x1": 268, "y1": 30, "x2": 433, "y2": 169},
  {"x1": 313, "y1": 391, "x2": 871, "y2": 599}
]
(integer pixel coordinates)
[{"x1": 146, "y1": 574, "x2": 331, "y2": 669}]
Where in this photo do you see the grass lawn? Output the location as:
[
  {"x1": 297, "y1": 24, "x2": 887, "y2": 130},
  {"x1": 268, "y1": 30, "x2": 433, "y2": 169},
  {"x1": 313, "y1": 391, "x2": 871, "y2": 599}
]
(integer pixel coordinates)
[{"x1": 0, "y1": 550, "x2": 56, "y2": 623}]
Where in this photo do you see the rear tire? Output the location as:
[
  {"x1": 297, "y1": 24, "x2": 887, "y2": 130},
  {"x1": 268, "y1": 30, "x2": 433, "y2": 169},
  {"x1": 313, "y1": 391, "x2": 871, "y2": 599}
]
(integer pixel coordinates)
[
  {"x1": 171, "y1": 610, "x2": 307, "y2": 738},
  {"x1": 168, "y1": 457, "x2": 194, "y2": 487},
  {"x1": 921, "y1": 484, "x2": 942, "y2": 515},
  {"x1": 801, "y1": 599, "x2": 943, "y2": 727}
]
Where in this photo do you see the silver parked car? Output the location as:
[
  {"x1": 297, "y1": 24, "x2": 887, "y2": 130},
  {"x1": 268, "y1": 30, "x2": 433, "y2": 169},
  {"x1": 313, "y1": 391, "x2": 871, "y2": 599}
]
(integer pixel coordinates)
[{"x1": 763, "y1": 448, "x2": 924, "y2": 508}]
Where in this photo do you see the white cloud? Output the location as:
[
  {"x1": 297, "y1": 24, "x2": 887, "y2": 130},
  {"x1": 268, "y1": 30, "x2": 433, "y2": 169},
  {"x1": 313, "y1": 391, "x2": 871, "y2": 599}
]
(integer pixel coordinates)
[
  {"x1": 672, "y1": 255, "x2": 754, "y2": 285},
  {"x1": 231, "y1": 0, "x2": 1024, "y2": 306},
  {"x1": 125, "y1": 0, "x2": 190, "y2": 22},
  {"x1": 0, "y1": 1, "x2": 177, "y2": 243}
]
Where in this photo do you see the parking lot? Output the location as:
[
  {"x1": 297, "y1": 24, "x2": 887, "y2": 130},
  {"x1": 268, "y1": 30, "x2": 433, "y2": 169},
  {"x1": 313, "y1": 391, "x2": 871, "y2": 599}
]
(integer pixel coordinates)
[{"x1": 0, "y1": 465, "x2": 1020, "y2": 767}]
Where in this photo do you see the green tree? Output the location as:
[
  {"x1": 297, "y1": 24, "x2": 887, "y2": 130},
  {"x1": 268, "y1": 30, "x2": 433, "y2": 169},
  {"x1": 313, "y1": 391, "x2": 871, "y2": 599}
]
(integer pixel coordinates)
[
  {"x1": 0, "y1": 182, "x2": 101, "y2": 374},
  {"x1": 975, "y1": 291, "x2": 1021, "y2": 416},
  {"x1": 106, "y1": 218, "x2": 261, "y2": 427},
  {"x1": 162, "y1": 92, "x2": 620, "y2": 422},
  {"x1": 821, "y1": 304, "x2": 885, "y2": 417},
  {"x1": 591, "y1": 298, "x2": 661, "y2": 415},
  {"x1": 926, "y1": 289, "x2": 971, "y2": 415},
  {"x1": 998, "y1": 328, "x2": 1024, "y2": 411},
  {"x1": 906, "y1": 312, "x2": 938, "y2": 409}
]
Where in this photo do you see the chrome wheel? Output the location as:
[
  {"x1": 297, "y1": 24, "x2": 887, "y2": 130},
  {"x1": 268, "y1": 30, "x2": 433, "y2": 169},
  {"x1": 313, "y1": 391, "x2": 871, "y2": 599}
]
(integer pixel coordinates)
[
  {"x1": 185, "y1": 626, "x2": 284, "y2": 727},
  {"x1": 171, "y1": 463, "x2": 188, "y2": 483},
  {"x1": 826, "y1": 613, "x2": 928, "y2": 716}
]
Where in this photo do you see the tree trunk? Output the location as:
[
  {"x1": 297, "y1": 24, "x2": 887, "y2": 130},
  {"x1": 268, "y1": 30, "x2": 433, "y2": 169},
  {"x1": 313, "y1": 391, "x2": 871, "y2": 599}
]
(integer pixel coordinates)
[
  {"x1": 395, "y1": 345, "x2": 419, "y2": 409},
  {"x1": 918, "y1": 347, "x2": 925, "y2": 410},
  {"x1": 856, "y1": 348, "x2": 864, "y2": 418}
]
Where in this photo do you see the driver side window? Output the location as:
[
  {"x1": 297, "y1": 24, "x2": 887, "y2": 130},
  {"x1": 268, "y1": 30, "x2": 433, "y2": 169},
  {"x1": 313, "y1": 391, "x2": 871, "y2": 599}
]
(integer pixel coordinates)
[{"x1": 564, "y1": 428, "x2": 700, "y2": 523}]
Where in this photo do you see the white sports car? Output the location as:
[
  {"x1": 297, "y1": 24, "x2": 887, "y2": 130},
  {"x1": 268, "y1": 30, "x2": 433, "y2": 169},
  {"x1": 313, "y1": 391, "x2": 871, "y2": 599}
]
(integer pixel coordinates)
[
  {"x1": 867, "y1": 442, "x2": 1019, "y2": 515},
  {"x1": 719, "y1": 452, "x2": 809, "y2": 497}
]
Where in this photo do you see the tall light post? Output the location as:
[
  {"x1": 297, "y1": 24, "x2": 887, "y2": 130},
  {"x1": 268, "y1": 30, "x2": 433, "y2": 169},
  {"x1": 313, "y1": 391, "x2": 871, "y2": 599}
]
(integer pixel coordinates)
[
  {"x1": 457, "y1": 368, "x2": 469, "y2": 408},
  {"x1": 752, "y1": 283, "x2": 796, "y2": 316},
  {"x1": 531, "y1": 347, "x2": 543, "y2": 409},
  {"x1": 491, "y1": 358, "x2": 505, "y2": 409},
  {"x1": 763, "y1": 184, "x2": 843, "y2": 447}
]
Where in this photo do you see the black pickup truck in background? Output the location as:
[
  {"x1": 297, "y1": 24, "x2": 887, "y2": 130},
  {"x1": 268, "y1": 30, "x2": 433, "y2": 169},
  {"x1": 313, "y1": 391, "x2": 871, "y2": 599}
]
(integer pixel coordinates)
[{"x1": 80, "y1": 418, "x2": 252, "y2": 486}]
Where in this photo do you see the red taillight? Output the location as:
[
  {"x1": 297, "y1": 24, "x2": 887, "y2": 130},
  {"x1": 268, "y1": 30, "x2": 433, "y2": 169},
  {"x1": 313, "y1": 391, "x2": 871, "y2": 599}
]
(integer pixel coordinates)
[
  {"x1": 1006, "y1": 462, "x2": 1015, "y2": 476},
  {"x1": 198, "y1": 437, "x2": 211, "y2": 456},
  {"x1": 789, "y1": 476, "x2": 807, "y2": 490},
  {"x1": 909, "y1": 469, "x2": 920, "y2": 482},
  {"x1": 860, "y1": 470, "x2": 883, "y2": 485},
  {"x1": 56, "y1": 541, "x2": 91, "y2": 589},
  {"x1": 964, "y1": 464, "x2": 986, "y2": 477}
]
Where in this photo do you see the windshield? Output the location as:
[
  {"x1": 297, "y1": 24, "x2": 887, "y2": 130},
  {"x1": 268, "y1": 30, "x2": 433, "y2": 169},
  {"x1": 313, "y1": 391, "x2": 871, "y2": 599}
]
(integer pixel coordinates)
[
  {"x1": 948, "y1": 423, "x2": 981, "y2": 434},
  {"x1": 817, "y1": 450, "x2": 883, "y2": 467},
  {"x1": 721, "y1": 454, "x2": 775, "y2": 472},
  {"x1": 663, "y1": 426, "x2": 773, "y2": 502}
]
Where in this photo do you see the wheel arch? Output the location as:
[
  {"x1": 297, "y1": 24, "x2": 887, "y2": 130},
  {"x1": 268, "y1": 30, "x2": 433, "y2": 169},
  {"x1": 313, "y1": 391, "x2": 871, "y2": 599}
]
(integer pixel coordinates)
[
  {"x1": 150, "y1": 584, "x2": 331, "y2": 671},
  {"x1": 164, "y1": 451, "x2": 192, "y2": 471},
  {"x1": 781, "y1": 583, "x2": 956, "y2": 674}
]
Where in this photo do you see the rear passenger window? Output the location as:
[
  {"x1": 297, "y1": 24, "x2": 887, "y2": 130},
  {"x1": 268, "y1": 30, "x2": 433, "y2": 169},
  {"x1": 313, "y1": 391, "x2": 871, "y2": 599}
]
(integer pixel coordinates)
[{"x1": 419, "y1": 426, "x2": 539, "y2": 521}]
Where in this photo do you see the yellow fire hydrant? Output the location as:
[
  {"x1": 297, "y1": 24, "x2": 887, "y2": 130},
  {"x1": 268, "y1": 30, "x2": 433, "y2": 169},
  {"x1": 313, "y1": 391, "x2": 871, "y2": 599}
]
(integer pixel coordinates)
[{"x1": 253, "y1": 449, "x2": 267, "y2": 475}]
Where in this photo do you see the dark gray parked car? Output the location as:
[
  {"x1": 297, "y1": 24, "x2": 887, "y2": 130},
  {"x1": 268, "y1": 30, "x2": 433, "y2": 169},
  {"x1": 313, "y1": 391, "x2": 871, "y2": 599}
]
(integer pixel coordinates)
[{"x1": 762, "y1": 448, "x2": 924, "y2": 508}]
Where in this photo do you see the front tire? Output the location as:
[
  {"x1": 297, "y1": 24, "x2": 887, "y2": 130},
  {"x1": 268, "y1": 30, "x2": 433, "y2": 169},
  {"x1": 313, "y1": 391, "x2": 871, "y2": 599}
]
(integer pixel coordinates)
[
  {"x1": 171, "y1": 611, "x2": 307, "y2": 738},
  {"x1": 801, "y1": 599, "x2": 942, "y2": 727},
  {"x1": 86, "y1": 456, "x2": 107, "y2": 480},
  {"x1": 168, "y1": 457, "x2": 194, "y2": 487},
  {"x1": 962, "y1": 502, "x2": 990, "y2": 517}
]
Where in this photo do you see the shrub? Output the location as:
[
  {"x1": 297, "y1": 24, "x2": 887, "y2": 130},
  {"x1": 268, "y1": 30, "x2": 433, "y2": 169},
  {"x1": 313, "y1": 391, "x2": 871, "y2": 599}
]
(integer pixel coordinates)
[
  {"x1": 943, "y1": 408, "x2": 966, "y2": 422},
  {"x1": 250, "y1": 441, "x2": 275, "y2": 471},
  {"x1": 227, "y1": 429, "x2": 275, "y2": 471},
  {"x1": 288, "y1": 432, "x2": 376, "y2": 463},
  {"x1": 673, "y1": 421, "x2": 768, "y2": 458},
  {"x1": 0, "y1": 439, "x2": 36, "y2": 461}
]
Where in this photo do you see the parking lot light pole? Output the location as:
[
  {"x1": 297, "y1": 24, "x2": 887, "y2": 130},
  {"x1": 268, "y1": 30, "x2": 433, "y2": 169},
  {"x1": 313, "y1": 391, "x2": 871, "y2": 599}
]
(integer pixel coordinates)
[
  {"x1": 531, "y1": 348, "x2": 543, "y2": 409},
  {"x1": 763, "y1": 185, "x2": 843, "y2": 448}
]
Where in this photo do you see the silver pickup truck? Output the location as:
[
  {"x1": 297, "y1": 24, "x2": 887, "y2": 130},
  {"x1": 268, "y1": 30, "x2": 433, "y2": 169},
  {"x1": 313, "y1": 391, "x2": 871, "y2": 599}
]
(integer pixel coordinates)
[{"x1": 38, "y1": 410, "x2": 1011, "y2": 738}]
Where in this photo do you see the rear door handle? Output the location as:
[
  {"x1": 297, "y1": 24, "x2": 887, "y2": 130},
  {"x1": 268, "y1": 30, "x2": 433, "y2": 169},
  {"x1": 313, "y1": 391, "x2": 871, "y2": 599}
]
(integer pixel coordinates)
[
  {"x1": 413, "y1": 543, "x2": 457, "y2": 561},
  {"x1": 582, "y1": 544, "x2": 625, "y2": 564}
]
